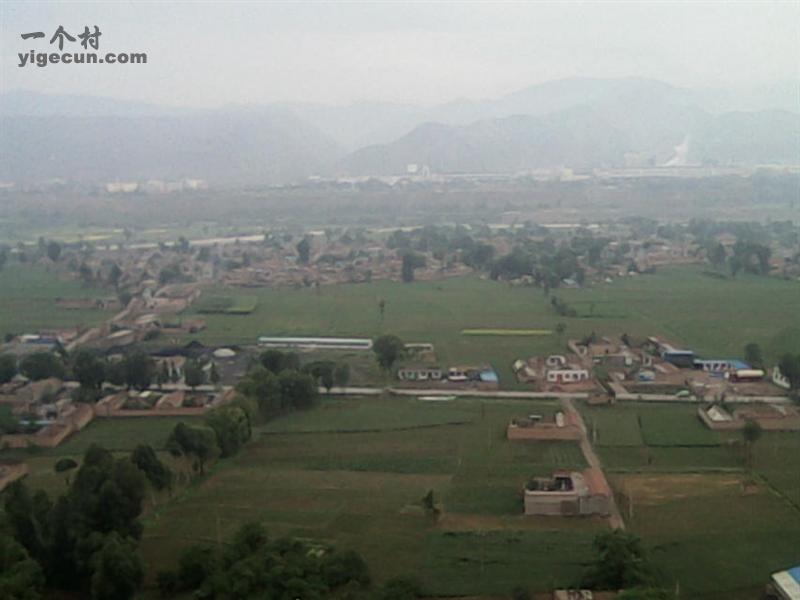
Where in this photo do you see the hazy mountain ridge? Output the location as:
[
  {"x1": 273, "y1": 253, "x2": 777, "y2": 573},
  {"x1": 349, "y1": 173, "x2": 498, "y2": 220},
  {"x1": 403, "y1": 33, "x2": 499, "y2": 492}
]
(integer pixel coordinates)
[
  {"x1": 342, "y1": 80, "x2": 800, "y2": 175},
  {"x1": 0, "y1": 107, "x2": 344, "y2": 184},
  {"x1": 285, "y1": 77, "x2": 799, "y2": 150},
  {"x1": 1, "y1": 78, "x2": 797, "y2": 183}
]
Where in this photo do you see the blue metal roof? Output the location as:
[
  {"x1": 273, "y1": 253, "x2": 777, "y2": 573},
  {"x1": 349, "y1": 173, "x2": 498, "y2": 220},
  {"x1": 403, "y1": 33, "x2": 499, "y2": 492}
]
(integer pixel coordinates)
[
  {"x1": 479, "y1": 370, "x2": 499, "y2": 383},
  {"x1": 790, "y1": 566, "x2": 800, "y2": 583}
]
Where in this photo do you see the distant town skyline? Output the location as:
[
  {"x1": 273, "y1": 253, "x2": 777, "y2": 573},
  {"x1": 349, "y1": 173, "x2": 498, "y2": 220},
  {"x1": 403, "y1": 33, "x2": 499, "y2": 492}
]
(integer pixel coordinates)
[{"x1": 2, "y1": 1, "x2": 799, "y2": 108}]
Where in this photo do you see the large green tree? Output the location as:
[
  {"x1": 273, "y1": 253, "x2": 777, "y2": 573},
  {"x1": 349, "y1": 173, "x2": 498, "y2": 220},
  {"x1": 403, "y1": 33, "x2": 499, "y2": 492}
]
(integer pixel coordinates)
[
  {"x1": 259, "y1": 349, "x2": 300, "y2": 373},
  {"x1": 3, "y1": 444, "x2": 150, "y2": 597},
  {"x1": 183, "y1": 359, "x2": 205, "y2": 390},
  {"x1": 166, "y1": 423, "x2": 220, "y2": 475},
  {"x1": 71, "y1": 350, "x2": 106, "y2": 399},
  {"x1": 120, "y1": 352, "x2": 154, "y2": 391},
  {"x1": 334, "y1": 363, "x2": 351, "y2": 388},
  {"x1": 0, "y1": 353, "x2": 17, "y2": 384},
  {"x1": 401, "y1": 252, "x2": 426, "y2": 282},
  {"x1": 158, "y1": 522, "x2": 372, "y2": 599},
  {"x1": 89, "y1": 533, "x2": 143, "y2": 600},
  {"x1": 205, "y1": 405, "x2": 251, "y2": 458},
  {"x1": 130, "y1": 445, "x2": 173, "y2": 491},
  {"x1": 373, "y1": 335, "x2": 405, "y2": 371},
  {"x1": 236, "y1": 366, "x2": 281, "y2": 417},
  {"x1": 296, "y1": 237, "x2": 311, "y2": 264},
  {"x1": 0, "y1": 534, "x2": 45, "y2": 600},
  {"x1": 581, "y1": 530, "x2": 658, "y2": 590},
  {"x1": 45, "y1": 240, "x2": 62, "y2": 262},
  {"x1": 19, "y1": 352, "x2": 64, "y2": 381},
  {"x1": 278, "y1": 370, "x2": 318, "y2": 410},
  {"x1": 743, "y1": 342, "x2": 763, "y2": 368},
  {"x1": 742, "y1": 419, "x2": 762, "y2": 467}
]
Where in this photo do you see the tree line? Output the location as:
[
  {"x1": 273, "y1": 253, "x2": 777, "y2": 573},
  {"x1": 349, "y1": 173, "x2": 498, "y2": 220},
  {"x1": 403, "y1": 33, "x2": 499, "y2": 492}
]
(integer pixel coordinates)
[
  {"x1": 154, "y1": 520, "x2": 423, "y2": 600},
  {"x1": 1, "y1": 442, "x2": 172, "y2": 599}
]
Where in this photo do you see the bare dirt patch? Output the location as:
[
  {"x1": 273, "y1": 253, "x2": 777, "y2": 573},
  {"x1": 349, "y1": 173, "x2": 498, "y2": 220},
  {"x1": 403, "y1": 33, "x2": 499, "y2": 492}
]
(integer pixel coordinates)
[{"x1": 610, "y1": 473, "x2": 750, "y2": 506}]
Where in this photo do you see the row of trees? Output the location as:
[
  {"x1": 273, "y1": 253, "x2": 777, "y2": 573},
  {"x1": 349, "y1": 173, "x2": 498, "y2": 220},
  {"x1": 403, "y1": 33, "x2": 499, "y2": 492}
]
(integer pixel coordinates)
[
  {"x1": 0, "y1": 349, "x2": 223, "y2": 402},
  {"x1": 161, "y1": 349, "x2": 338, "y2": 479},
  {"x1": 707, "y1": 240, "x2": 772, "y2": 276},
  {"x1": 1, "y1": 442, "x2": 172, "y2": 600},
  {"x1": 236, "y1": 350, "x2": 321, "y2": 420},
  {"x1": 488, "y1": 244, "x2": 587, "y2": 290},
  {"x1": 155, "y1": 520, "x2": 422, "y2": 600}
]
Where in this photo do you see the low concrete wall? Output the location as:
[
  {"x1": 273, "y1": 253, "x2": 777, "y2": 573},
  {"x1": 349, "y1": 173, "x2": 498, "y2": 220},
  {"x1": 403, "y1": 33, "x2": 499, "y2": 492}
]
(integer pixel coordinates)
[
  {"x1": 616, "y1": 393, "x2": 697, "y2": 402},
  {"x1": 697, "y1": 407, "x2": 741, "y2": 431},
  {"x1": 725, "y1": 395, "x2": 793, "y2": 404},
  {"x1": 0, "y1": 462, "x2": 28, "y2": 492},
  {"x1": 95, "y1": 406, "x2": 209, "y2": 418},
  {"x1": 389, "y1": 388, "x2": 590, "y2": 399},
  {"x1": 1, "y1": 404, "x2": 95, "y2": 449}
]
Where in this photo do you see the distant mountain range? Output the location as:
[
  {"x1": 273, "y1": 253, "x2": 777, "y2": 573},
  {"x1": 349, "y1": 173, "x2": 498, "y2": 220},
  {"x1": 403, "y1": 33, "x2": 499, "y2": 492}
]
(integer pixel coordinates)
[
  {"x1": 1, "y1": 77, "x2": 798, "y2": 183},
  {"x1": 0, "y1": 103, "x2": 343, "y2": 184}
]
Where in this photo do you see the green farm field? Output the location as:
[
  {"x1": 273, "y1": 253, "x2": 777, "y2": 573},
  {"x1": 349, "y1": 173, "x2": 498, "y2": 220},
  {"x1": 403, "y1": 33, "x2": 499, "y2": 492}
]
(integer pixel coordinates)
[
  {"x1": 1, "y1": 417, "x2": 200, "y2": 497},
  {"x1": 584, "y1": 401, "x2": 800, "y2": 599},
  {"x1": 138, "y1": 397, "x2": 598, "y2": 596},
  {"x1": 137, "y1": 397, "x2": 797, "y2": 598},
  {"x1": 7, "y1": 396, "x2": 799, "y2": 598},
  {"x1": 0, "y1": 263, "x2": 113, "y2": 338},
  {"x1": 181, "y1": 266, "x2": 800, "y2": 388},
  {"x1": 583, "y1": 402, "x2": 733, "y2": 471}
]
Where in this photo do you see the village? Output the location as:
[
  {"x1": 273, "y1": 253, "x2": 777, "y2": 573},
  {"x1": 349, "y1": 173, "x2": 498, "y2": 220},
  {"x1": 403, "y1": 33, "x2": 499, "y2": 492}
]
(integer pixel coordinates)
[{"x1": 0, "y1": 220, "x2": 798, "y2": 600}]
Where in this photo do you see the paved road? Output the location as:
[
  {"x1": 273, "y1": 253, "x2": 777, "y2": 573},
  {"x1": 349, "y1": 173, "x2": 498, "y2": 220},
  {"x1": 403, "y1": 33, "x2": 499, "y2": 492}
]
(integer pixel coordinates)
[{"x1": 562, "y1": 397, "x2": 626, "y2": 530}]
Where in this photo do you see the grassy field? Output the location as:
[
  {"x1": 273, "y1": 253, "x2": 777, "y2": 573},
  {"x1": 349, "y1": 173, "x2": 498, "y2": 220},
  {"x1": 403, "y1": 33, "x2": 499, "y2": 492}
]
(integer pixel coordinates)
[
  {"x1": 137, "y1": 397, "x2": 597, "y2": 595},
  {"x1": 3, "y1": 264, "x2": 797, "y2": 390},
  {"x1": 5, "y1": 396, "x2": 798, "y2": 598},
  {"x1": 44, "y1": 417, "x2": 198, "y2": 455},
  {"x1": 611, "y1": 472, "x2": 800, "y2": 599},
  {"x1": 585, "y1": 401, "x2": 800, "y2": 599},
  {"x1": 136, "y1": 397, "x2": 797, "y2": 599},
  {"x1": 754, "y1": 432, "x2": 800, "y2": 508},
  {"x1": 256, "y1": 396, "x2": 479, "y2": 433},
  {"x1": 583, "y1": 403, "x2": 733, "y2": 472},
  {"x1": 3, "y1": 417, "x2": 198, "y2": 498},
  {"x1": 180, "y1": 266, "x2": 800, "y2": 388},
  {"x1": 0, "y1": 263, "x2": 113, "y2": 338}
]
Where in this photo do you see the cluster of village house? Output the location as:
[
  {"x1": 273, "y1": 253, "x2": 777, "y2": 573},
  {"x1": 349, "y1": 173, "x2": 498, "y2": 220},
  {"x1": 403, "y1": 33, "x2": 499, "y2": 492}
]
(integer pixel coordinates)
[
  {"x1": 0, "y1": 333, "x2": 250, "y2": 463},
  {"x1": 0, "y1": 372, "x2": 236, "y2": 449},
  {"x1": 396, "y1": 364, "x2": 500, "y2": 389},
  {"x1": 502, "y1": 340, "x2": 798, "y2": 527},
  {"x1": 0, "y1": 361, "x2": 239, "y2": 492},
  {"x1": 511, "y1": 334, "x2": 794, "y2": 409},
  {"x1": 37, "y1": 216, "x2": 799, "y2": 327},
  {"x1": 58, "y1": 229, "x2": 472, "y2": 295},
  {"x1": 256, "y1": 336, "x2": 503, "y2": 391}
]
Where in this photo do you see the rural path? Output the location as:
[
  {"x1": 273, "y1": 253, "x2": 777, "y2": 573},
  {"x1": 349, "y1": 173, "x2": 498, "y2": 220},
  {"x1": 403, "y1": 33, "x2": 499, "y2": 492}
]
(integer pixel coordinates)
[
  {"x1": 561, "y1": 397, "x2": 626, "y2": 530},
  {"x1": 325, "y1": 386, "x2": 590, "y2": 399}
]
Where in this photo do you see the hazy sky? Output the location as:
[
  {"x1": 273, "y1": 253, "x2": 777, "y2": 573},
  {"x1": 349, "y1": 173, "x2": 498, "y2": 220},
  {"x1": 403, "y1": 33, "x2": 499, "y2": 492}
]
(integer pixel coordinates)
[{"x1": 2, "y1": 1, "x2": 798, "y2": 107}]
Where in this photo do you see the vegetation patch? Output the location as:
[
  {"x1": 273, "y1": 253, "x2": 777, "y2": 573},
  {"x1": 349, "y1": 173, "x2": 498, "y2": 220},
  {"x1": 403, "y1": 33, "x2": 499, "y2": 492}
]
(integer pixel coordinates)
[
  {"x1": 257, "y1": 398, "x2": 477, "y2": 433},
  {"x1": 195, "y1": 294, "x2": 258, "y2": 314},
  {"x1": 420, "y1": 530, "x2": 595, "y2": 596},
  {"x1": 461, "y1": 328, "x2": 552, "y2": 336},
  {"x1": 638, "y1": 410, "x2": 721, "y2": 447},
  {"x1": 585, "y1": 409, "x2": 644, "y2": 447}
]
